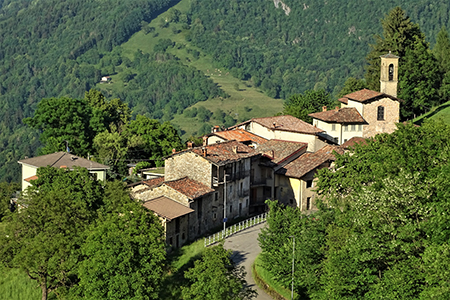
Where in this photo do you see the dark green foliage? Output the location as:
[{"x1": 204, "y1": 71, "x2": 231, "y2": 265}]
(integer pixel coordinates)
[
  {"x1": 188, "y1": 1, "x2": 450, "y2": 101},
  {"x1": 182, "y1": 244, "x2": 257, "y2": 300},
  {"x1": 365, "y1": 7, "x2": 442, "y2": 119},
  {"x1": 336, "y1": 78, "x2": 367, "y2": 98},
  {"x1": 283, "y1": 90, "x2": 335, "y2": 123},
  {"x1": 77, "y1": 181, "x2": 166, "y2": 300},
  {"x1": 0, "y1": 182, "x2": 19, "y2": 220},
  {"x1": 0, "y1": 0, "x2": 174, "y2": 182},
  {"x1": 0, "y1": 167, "x2": 104, "y2": 299},
  {"x1": 107, "y1": 51, "x2": 227, "y2": 121},
  {"x1": 126, "y1": 115, "x2": 183, "y2": 167}
]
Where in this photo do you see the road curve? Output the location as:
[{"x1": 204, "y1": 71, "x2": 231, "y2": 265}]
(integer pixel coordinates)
[{"x1": 223, "y1": 222, "x2": 273, "y2": 300}]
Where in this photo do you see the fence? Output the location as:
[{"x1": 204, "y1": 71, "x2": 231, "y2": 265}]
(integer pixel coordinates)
[{"x1": 204, "y1": 212, "x2": 268, "y2": 247}]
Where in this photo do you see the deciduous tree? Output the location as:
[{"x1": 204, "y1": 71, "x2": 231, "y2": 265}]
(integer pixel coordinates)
[
  {"x1": 283, "y1": 90, "x2": 334, "y2": 123},
  {"x1": 182, "y1": 244, "x2": 256, "y2": 300}
]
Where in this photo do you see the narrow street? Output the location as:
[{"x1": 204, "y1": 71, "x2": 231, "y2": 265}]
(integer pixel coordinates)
[{"x1": 223, "y1": 222, "x2": 273, "y2": 300}]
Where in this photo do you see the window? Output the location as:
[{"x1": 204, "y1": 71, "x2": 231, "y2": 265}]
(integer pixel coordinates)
[
  {"x1": 306, "y1": 180, "x2": 313, "y2": 188},
  {"x1": 333, "y1": 137, "x2": 339, "y2": 144},
  {"x1": 214, "y1": 192, "x2": 218, "y2": 201},
  {"x1": 377, "y1": 106, "x2": 385, "y2": 121},
  {"x1": 350, "y1": 124, "x2": 356, "y2": 131},
  {"x1": 389, "y1": 64, "x2": 394, "y2": 81},
  {"x1": 306, "y1": 197, "x2": 312, "y2": 210},
  {"x1": 343, "y1": 125, "x2": 348, "y2": 132},
  {"x1": 169, "y1": 237, "x2": 173, "y2": 246},
  {"x1": 290, "y1": 199, "x2": 294, "y2": 205},
  {"x1": 229, "y1": 205, "x2": 233, "y2": 213},
  {"x1": 175, "y1": 218, "x2": 180, "y2": 234},
  {"x1": 344, "y1": 139, "x2": 348, "y2": 143},
  {"x1": 331, "y1": 124, "x2": 336, "y2": 131},
  {"x1": 358, "y1": 124, "x2": 363, "y2": 131},
  {"x1": 213, "y1": 212, "x2": 217, "y2": 219}
]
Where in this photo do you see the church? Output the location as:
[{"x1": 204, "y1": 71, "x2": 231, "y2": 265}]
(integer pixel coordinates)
[{"x1": 309, "y1": 53, "x2": 402, "y2": 144}]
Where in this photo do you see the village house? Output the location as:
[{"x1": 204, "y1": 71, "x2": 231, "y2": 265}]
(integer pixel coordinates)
[
  {"x1": 205, "y1": 127, "x2": 268, "y2": 147},
  {"x1": 129, "y1": 140, "x2": 259, "y2": 247},
  {"x1": 275, "y1": 145, "x2": 344, "y2": 211},
  {"x1": 310, "y1": 53, "x2": 401, "y2": 144},
  {"x1": 230, "y1": 115, "x2": 333, "y2": 151},
  {"x1": 17, "y1": 151, "x2": 109, "y2": 192}
]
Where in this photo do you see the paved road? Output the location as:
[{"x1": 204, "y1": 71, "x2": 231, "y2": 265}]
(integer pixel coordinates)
[{"x1": 223, "y1": 222, "x2": 273, "y2": 300}]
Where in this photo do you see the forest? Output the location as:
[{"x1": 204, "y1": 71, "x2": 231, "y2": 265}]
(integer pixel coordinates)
[{"x1": 1, "y1": 0, "x2": 450, "y2": 183}]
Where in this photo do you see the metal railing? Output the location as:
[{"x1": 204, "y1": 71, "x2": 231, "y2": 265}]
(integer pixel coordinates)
[{"x1": 204, "y1": 213, "x2": 268, "y2": 247}]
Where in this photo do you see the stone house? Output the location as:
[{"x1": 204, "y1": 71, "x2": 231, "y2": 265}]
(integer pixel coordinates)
[
  {"x1": 275, "y1": 145, "x2": 344, "y2": 212},
  {"x1": 129, "y1": 177, "x2": 214, "y2": 248},
  {"x1": 250, "y1": 139, "x2": 308, "y2": 213},
  {"x1": 230, "y1": 115, "x2": 332, "y2": 151},
  {"x1": 309, "y1": 53, "x2": 401, "y2": 143},
  {"x1": 130, "y1": 140, "x2": 259, "y2": 247},
  {"x1": 17, "y1": 151, "x2": 109, "y2": 192}
]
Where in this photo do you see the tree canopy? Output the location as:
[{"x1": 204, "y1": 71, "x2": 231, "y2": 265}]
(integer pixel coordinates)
[
  {"x1": 282, "y1": 90, "x2": 335, "y2": 123},
  {"x1": 182, "y1": 244, "x2": 256, "y2": 300},
  {"x1": 259, "y1": 120, "x2": 450, "y2": 299}
]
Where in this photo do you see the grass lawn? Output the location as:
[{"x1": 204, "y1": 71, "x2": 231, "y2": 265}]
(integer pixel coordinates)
[
  {"x1": 101, "y1": 0, "x2": 283, "y2": 140},
  {"x1": 0, "y1": 265, "x2": 53, "y2": 300},
  {"x1": 413, "y1": 100, "x2": 450, "y2": 125},
  {"x1": 253, "y1": 254, "x2": 301, "y2": 300}
]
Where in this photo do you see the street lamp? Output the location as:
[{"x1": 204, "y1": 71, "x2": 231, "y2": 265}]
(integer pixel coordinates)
[{"x1": 289, "y1": 235, "x2": 295, "y2": 300}]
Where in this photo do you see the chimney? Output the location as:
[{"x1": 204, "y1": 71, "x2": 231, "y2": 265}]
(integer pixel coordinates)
[
  {"x1": 172, "y1": 148, "x2": 176, "y2": 154},
  {"x1": 60, "y1": 165, "x2": 67, "y2": 169},
  {"x1": 202, "y1": 147, "x2": 207, "y2": 157},
  {"x1": 335, "y1": 106, "x2": 339, "y2": 111},
  {"x1": 232, "y1": 145, "x2": 238, "y2": 154},
  {"x1": 273, "y1": 122, "x2": 276, "y2": 128},
  {"x1": 270, "y1": 150, "x2": 274, "y2": 159},
  {"x1": 322, "y1": 106, "x2": 327, "y2": 112},
  {"x1": 212, "y1": 125, "x2": 220, "y2": 133},
  {"x1": 187, "y1": 141, "x2": 193, "y2": 149},
  {"x1": 203, "y1": 135, "x2": 208, "y2": 146}
]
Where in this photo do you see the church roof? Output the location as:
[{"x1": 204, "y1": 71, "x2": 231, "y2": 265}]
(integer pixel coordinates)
[
  {"x1": 309, "y1": 107, "x2": 367, "y2": 124},
  {"x1": 338, "y1": 89, "x2": 402, "y2": 104}
]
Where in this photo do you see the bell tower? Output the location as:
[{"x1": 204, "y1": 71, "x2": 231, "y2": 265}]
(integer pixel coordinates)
[{"x1": 380, "y1": 52, "x2": 399, "y2": 97}]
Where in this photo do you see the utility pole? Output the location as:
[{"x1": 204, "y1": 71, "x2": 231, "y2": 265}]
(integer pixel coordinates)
[
  {"x1": 289, "y1": 235, "x2": 295, "y2": 300},
  {"x1": 223, "y1": 174, "x2": 228, "y2": 235}
]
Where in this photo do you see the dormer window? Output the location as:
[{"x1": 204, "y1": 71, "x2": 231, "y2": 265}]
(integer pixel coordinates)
[{"x1": 377, "y1": 106, "x2": 385, "y2": 121}]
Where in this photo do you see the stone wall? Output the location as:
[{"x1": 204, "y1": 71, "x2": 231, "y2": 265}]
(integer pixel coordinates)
[
  {"x1": 165, "y1": 151, "x2": 212, "y2": 186},
  {"x1": 363, "y1": 97, "x2": 400, "y2": 138}
]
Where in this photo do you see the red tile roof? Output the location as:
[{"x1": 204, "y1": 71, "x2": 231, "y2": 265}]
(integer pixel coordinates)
[
  {"x1": 309, "y1": 107, "x2": 367, "y2": 124},
  {"x1": 184, "y1": 140, "x2": 258, "y2": 166},
  {"x1": 256, "y1": 140, "x2": 307, "y2": 164},
  {"x1": 277, "y1": 145, "x2": 344, "y2": 179},
  {"x1": 232, "y1": 115, "x2": 324, "y2": 135},
  {"x1": 18, "y1": 152, "x2": 109, "y2": 170},
  {"x1": 164, "y1": 177, "x2": 214, "y2": 199},
  {"x1": 211, "y1": 129, "x2": 268, "y2": 145},
  {"x1": 24, "y1": 175, "x2": 39, "y2": 182},
  {"x1": 143, "y1": 196, "x2": 194, "y2": 221},
  {"x1": 341, "y1": 137, "x2": 368, "y2": 149},
  {"x1": 339, "y1": 89, "x2": 402, "y2": 104}
]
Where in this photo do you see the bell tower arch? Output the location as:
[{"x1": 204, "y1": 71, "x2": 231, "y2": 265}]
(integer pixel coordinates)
[{"x1": 380, "y1": 52, "x2": 399, "y2": 97}]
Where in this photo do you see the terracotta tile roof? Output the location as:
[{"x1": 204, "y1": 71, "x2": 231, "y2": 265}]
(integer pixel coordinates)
[
  {"x1": 255, "y1": 140, "x2": 307, "y2": 164},
  {"x1": 18, "y1": 152, "x2": 109, "y2": 170},
  {"x1": 231, "y1": 115, "x2": 324, "y2": 135},
  {"x1": 211, "y1": 129, "x2": 268, "y2": 145},
  {"x1": 185, "y1": 140, "x2": 258, "y2": 166},
  {"x1": 309, "y1": 107, "x2": 367, "y2": 124},
  {"x1": 341, "y1": 137, "x2": 368, "y2": 149},
  {"x1": 339, "y1": 89, "x2": 402, "y2": 104},
  {"x1": 277, "y1": 145, "x2": 344, "y2": 179},
  {"x1": 164, "y1": 177, "x2": 214, "y2": 199},
  {"x1": 24, "y1": 175, "x2": 39, "y2": 182},
  {"x1": 142, "y1": 196, "x2": 194, "y2": 221},
  {"x1": 128, "y1": 177, "x2": 165, "y2": 189}
]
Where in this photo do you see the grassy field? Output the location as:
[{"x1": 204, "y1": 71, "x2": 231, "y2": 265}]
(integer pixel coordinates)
[
  {"x1": 413, "y1": 100, "x2": 450, "y2": 125},
  {"x1": 253, "y1": 255, "x2": 300, "y2": 300},
  {"x1": 100, "y1": 0, "x2": 283, "y2": 139},
  {"x1": 0, "y1": 266, "x2": 52, "y2": 300}
]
